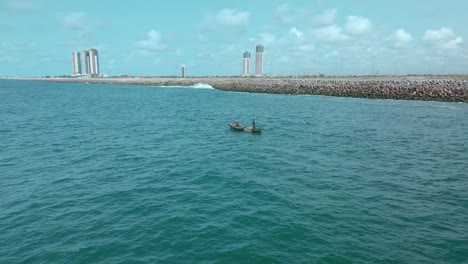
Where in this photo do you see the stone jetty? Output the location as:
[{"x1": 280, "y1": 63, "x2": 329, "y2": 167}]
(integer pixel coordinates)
[{"x1": 10, "y1": 76, "x2": 468, "y2": 103}]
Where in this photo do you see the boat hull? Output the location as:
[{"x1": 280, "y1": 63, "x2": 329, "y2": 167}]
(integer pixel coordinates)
[
  {"x1": 228, "y1": 123, "x2": 245, "y2": 131},
  {"x1": 244, "y1": 127, "x2": 262, "y2": 133}
]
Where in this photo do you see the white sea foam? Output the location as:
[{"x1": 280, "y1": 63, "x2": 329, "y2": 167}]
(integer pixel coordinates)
[
  {"x1": 191, "y1": 83, "x2": 214, "y2": 89},
  {"x1": 152, "y1": 83, "x2": 214, "y2": 89}
]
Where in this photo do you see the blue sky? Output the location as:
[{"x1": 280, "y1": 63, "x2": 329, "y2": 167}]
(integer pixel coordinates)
[{"x1": 0, "y1": 0, "x2": 467, "y2": 77}]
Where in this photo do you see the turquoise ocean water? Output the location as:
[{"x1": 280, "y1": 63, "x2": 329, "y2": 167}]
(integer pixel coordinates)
[{"x1": 1, "y1": 80, "x2": 467, "y2": 264}]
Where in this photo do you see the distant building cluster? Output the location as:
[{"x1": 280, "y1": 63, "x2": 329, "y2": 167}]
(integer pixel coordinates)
[
  {"x1": 72, "y1": 49, "x2": 100, "y2": 78},
  {"x1": 69, "y1": 45, "x2": 264, "y2": 78},
  {"x1": 243, "y1": 44, "x2": 264, "y2": 77}
]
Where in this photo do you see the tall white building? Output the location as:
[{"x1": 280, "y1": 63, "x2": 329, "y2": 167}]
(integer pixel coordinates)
[
  {"x1": 83, "y1": 49, "x2": 100, "y2": 77},
  {"x1": 243, "y1": 51, "x2": 251, "y2": 76},
  {"x1": 89, "y1": 49, "x2": 99, "y2": 77},
  {"x1": 83, "y1": 50, "x2": 90, "y2": 76},
  {"x1": 255, "y1": 44, "x2": 264, "y2": 76},
  {"x1": 72, "y1": 51, "x2": 82, "y2": 76}
]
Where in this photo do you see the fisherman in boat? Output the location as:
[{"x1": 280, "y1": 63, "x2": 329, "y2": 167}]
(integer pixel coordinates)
[{"x1": 252, "y1": 119, "x2": 256, "y2": 128}]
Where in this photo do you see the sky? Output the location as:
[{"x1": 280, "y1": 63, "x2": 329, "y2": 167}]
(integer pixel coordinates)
[{"x1": 0, "y1": 0, "x2": 467, "y2": 77}]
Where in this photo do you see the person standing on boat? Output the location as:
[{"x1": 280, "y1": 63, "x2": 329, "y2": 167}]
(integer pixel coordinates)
[{"x1": 252, "y1": 119, "x2": 256, "y2": 128}]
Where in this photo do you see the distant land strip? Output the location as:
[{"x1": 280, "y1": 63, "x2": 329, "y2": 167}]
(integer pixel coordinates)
[{"x1": 5, "y1": 76, "x2": 468, "y2": 103}]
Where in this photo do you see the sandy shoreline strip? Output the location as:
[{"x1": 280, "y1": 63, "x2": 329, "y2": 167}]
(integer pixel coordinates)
[{"x1": 3, "y1": 76, "x2": 467, "y2": 103}]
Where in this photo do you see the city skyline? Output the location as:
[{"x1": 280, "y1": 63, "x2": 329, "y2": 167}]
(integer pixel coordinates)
[{"x1": 0, "y1": 0, "x2": 467, "y2": 77}]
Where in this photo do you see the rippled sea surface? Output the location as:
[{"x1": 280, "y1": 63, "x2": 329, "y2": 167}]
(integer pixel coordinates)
[{"x1": 1, "y1": 80, "x2": 467, "y2": 264}]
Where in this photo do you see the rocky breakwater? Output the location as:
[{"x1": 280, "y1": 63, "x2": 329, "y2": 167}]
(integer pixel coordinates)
[{"x1": 210, "y1": 77, "x2": 468, "y2": 103}]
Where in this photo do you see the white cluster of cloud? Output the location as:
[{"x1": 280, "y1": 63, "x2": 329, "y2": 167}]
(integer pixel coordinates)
[
  {"x1": 389, "y1": 28, "x2": 413, "y2": 49},
  {"x1": 311, "y1": 9, "x2": 348, "y2": 42},
  {"x1": 312, "y1": 9, "x2": 337, "y2": 26},
  {"x1": 199, "y1": 8, "x2": 249, "y2": 31},
  {"x1": 274, "y1": 4, "x2": 307, "y2": 26},
  {"x1": 291, "y1": 44, "x2": 315, "y2": 54},
  {"x1": 56, "y1": 11, "x2": 100, "y2": 40},
  {"x1": 57, "y1": 12, "x2": 89, "y2": 30},
  {"x1": 314, "y1": 25, "x2": 349, "y2": 42},
  {"x1": 423, "y1": 27, "x2": 464, "y2": 51},
  {"x1": 345, "y1": 16, "x2": 373, "y2": 35},
  {"x1": 274, "y1": 4, "x2": 295, "y2": 26},
  {"x1": 256, "y1": 33, "x2": 276, "y2": 46},
  {"x1": 135, "y1": 30, "x2": 168, "y2": 53},
  {"x1": 312, "y1": 14, "x2": 373, "y2": 43},
  {"x1": 289, "y1": 27, "x2": 304, "y2": 40},
  {"x1": 215, "y1": 9, "x2": 249, "y2": 28},
  {"x1": 256, "y1": 5, "x2": 465, "y2": 75}
]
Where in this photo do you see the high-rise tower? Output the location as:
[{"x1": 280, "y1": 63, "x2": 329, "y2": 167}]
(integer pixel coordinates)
[
  {"x1": 243, "y1": 51, "x2": 251, "y2": 76},
  {"x1": 255, "y1": 44, "x2": 264, "y2": 76},
  {"x1": 72, "y1": 51, "x2": 82, "y2": 76},
  {"x1": 83, "y1": 49, "x2": 100, "y2": 77},
  {"x1": 89, "y1": 49, "x2": 99, "y2": 77},
  {"x1": 181, "y1": 64, "x2": 186, "y2": 78},
  {"x1": 83, "y1": 50, "x2": 90, "y2": 75}
]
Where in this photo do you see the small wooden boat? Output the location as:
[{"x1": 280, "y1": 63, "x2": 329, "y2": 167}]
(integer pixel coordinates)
[
  {"x1": 244, "y1": 126, "x2": 262, "y2": 133},
  {"x1": 228, "y1": 122, "x2": 245, "y2": 131},
  {"x1": 243, "y1": 118, "x2": 261, "y2": 133}
]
